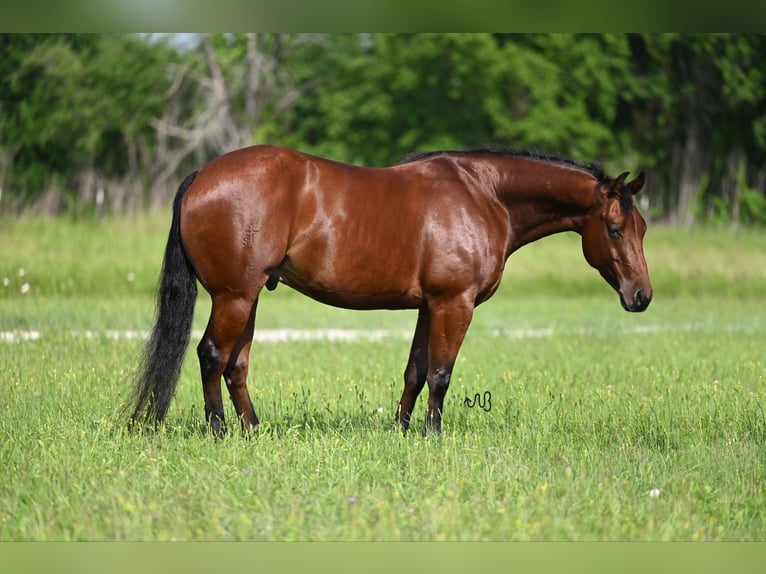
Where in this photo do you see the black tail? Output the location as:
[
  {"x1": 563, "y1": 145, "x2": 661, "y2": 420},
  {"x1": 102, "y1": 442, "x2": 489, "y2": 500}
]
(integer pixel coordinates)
[{"x1": 128, "y1": 171, "x2": 199, "y2": 428}]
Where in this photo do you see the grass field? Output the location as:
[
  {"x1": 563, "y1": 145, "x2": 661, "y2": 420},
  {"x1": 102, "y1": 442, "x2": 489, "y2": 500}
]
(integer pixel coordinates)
[{"x1": 1, "y1": 214, "x2": 765, "y2": 541}]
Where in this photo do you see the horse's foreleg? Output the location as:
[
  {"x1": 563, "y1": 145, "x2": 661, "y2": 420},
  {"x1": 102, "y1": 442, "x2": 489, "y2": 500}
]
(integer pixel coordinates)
[
  {"x1": 397, "y1": 306, "x2": 430, "y2": 434},
  {"x1": 423, "y1": 295, "x2": 474, "y2": 435}
]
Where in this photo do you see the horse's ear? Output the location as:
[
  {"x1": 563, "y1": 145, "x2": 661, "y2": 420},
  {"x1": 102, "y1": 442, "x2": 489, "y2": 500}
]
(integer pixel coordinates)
[
  {"x1": 606, "y1": 171, "x2": 630, "y2": 197},
  {"x1": 615, "y1": 171, "x2": 630, "y2": 187},
  {"x1": 626, "y1": 171, "x2": 645, "y2": 195}
]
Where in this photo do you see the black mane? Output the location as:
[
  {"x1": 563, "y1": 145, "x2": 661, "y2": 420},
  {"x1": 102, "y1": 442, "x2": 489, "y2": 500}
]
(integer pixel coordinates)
[
  {"x1": 398, "y1": 145, "x2": 607, "y2": 184},
  {"x1": 397, "y1": 145, "x2": 637, "y2": 211}
]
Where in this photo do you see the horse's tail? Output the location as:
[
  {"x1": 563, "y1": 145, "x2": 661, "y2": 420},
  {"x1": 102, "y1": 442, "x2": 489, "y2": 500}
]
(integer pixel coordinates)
[{"x1": 127, "y1": 170, "x2": 199, "y2": 428}]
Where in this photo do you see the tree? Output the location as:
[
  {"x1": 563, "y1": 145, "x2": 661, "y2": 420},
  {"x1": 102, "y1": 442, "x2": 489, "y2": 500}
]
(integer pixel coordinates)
[
  {"x1": 1, "y1": 33, "x2": 764, "y2": 223},
  {"x1": 283, "y1": 34, "x2": 638, "y2": 168},
  {"x1": 283, "y1": 34, "x2": 505, "y2": 166},
  {"x1": 490, "y1": 34, "x2": 635, "y2": 163},
  {"x1": 0, "y1": 34, "x2": 175, "y2": 213},
  {"x1": 625, "y1": 34, "x2": 766, "y2": 224},
  {"x1": 145, "y1": 33, "x2": 326, "y2": 207}
]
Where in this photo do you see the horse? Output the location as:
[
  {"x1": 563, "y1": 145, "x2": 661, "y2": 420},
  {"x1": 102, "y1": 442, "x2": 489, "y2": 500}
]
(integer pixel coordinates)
[{"x1": 127, "y1": 145, "x2": 652, "y2": 436}]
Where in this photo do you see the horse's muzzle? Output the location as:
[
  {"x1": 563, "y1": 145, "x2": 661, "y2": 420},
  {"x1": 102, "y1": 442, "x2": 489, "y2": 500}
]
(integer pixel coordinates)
[{"x1": 620, "y1": 288, "x2": 652, "y2": 312}]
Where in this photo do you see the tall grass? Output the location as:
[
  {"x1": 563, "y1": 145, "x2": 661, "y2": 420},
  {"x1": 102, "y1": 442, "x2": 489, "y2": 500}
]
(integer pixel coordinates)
[{"x1": 1, "y1": 215, "x2": 764, "y2": 540}]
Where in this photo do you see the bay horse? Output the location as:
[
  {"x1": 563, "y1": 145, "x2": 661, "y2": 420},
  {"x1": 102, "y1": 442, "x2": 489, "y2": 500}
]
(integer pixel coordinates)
[{"x1": 128, "y1": 145, "x2": 651, "y2": 435}]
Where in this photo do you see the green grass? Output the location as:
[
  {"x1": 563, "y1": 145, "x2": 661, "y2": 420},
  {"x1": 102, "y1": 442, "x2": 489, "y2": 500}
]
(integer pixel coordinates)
[{"x1": 1, "y1": 215, "x2": 765, "y2": 540}]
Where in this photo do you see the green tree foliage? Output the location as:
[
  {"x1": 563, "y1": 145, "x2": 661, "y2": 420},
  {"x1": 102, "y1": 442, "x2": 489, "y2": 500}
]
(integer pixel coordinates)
[
  {"x1": 490, "y1": 34, "x2": 635, "y2": 162},
  {"x1": 279, "y1": 34, "x2": 501, "y2": 165},
  {"x1": 282, "y1": 34, "x2": 641, "y2": 167},
  {"x1": 1, "y1": 33, "x2": 765, "y2": 224},
  {"x1": 621, "y1": 34, "x2": 766, "y2": 223},
  {"x1": 0, "y1": 34, "x2": 176, "y2": 212}
]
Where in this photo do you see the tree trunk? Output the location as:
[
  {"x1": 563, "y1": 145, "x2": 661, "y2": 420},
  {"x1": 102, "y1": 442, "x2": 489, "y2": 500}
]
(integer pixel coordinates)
[
  {"x1": 145, "y1": 34, "x2": 322, "y2": 209},
  {"x1": 722, "y1": 147, "x2": 745, "y2": 225},
  {"x1": 675, "y1": 114, "x2": 703, "y2": 225}
]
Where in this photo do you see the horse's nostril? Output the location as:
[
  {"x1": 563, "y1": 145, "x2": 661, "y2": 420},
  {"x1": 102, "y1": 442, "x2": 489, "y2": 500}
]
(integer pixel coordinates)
[{"x1": 634, "y1": 289, "x2": 651, "y2": 311}]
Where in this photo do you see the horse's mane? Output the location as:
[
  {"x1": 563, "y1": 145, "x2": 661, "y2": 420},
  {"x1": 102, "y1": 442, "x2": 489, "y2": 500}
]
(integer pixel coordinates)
[
  {"x1": 397, "y1": 145, "x2": 607, "y2": 184},
  {"x1": 397, "y1": 145, "x2": 637, "y2": 210}
]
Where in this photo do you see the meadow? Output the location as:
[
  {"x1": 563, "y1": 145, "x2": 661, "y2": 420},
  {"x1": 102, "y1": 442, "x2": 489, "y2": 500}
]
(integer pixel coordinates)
[{"x1": 0, "y1": 214, "x2": 765, "y2": 541}]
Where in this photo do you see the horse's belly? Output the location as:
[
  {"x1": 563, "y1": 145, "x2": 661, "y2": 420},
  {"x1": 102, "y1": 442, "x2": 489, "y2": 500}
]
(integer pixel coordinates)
[{"x1": 278, "y1": 256, "x2": 423, "y2": 311}]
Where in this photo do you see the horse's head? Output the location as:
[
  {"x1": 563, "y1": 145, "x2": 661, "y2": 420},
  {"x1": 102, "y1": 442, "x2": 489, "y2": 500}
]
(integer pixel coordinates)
[{"x1": 581, "y1": 171, "x2": 652, "y2": 312}]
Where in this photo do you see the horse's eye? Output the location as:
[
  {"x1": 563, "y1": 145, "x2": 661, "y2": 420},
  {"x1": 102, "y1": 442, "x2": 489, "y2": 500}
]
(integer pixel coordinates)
[{"x1": 607, "y1": 226, "x2": 623, "y2": 238}]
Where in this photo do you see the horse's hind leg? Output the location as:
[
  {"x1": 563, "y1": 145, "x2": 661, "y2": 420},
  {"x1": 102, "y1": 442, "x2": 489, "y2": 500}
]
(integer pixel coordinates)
[
  {"x1": 197, "y1": 294, "x2": 260, "y2": 435},
  {"x1": 222, "y1": 297, "x2": 260, "y2": 431},
  {"x1": 397, "y1": 305, "x2": 430, "y2": 433}
]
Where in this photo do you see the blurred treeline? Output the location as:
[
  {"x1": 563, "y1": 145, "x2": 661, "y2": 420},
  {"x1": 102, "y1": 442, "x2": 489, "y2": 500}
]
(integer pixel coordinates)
[{"x1": 1, "y1": 33, "x2": 765, "y2": 224}]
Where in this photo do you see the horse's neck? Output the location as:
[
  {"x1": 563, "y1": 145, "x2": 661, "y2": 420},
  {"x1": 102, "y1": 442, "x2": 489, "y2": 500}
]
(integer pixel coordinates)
[{"x1": 488, "y1": 157, "x2": 598, "y2": 252}]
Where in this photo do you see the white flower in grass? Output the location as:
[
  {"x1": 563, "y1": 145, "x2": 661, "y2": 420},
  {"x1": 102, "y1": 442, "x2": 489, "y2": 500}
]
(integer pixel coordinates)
[
  {"x1": 18, "y1": 268, "x2": 25, "y2": 277},
  {"x1": 127, "y1": 272, "x2": 135, "y2": 283},
  {"x1": 20, "y1": 282, "x2": 30, "y2": 294},
  {"x1": 2, "y1": 277, "x2": 8, "y2": 287},
  {"x1": 648, "y1": 488, "x2": 661, "y2": 498}
]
